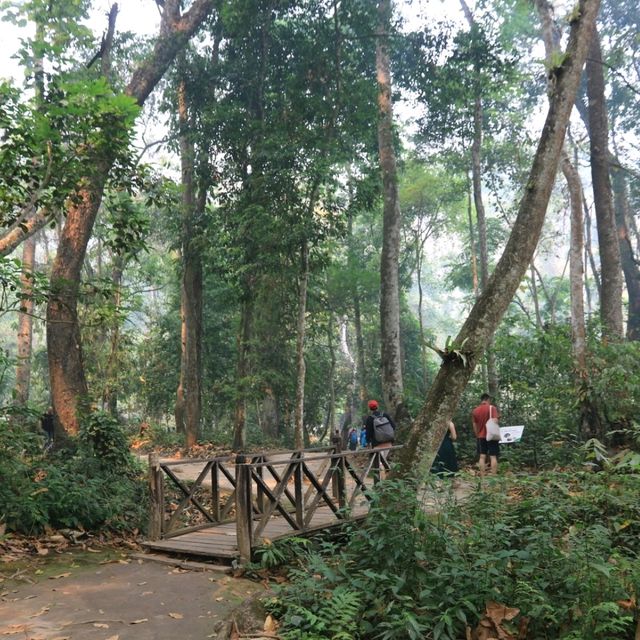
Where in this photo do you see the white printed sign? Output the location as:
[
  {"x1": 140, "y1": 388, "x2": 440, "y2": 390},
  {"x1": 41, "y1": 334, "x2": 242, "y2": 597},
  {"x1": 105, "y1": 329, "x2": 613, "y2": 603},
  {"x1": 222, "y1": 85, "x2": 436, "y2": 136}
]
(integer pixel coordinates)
[{"x1": 499, "y1": 425, "x2": 524, "y2": 444}]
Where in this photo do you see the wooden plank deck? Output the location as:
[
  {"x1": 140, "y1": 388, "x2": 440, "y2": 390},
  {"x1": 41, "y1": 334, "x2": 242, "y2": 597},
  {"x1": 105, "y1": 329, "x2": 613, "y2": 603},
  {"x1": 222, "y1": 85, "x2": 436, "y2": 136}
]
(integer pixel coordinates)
[{"x1": 143, "y1": 503, "x2": 370, "y2": 561}]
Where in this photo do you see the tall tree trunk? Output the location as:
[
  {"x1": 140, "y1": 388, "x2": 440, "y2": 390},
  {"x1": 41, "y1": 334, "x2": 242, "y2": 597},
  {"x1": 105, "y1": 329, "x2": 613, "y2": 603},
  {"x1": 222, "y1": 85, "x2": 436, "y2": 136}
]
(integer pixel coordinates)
[
  {"x1": 529, "y1": 263, "x2": 543, "y2": 329},
  {"x1": 182, "y1": 255, "x2": 203, "y2": 448},
  {"x1": 397, "y1": 0, "x2": 601, "y2": 476},
  {"x1": 233, "y1": 291, "x2": 254, "y2": 450},
  {"x1": 376, "y1": 0, "x2": 407, "y2": 424},
  {"x1": 612, "y1": 168, "x2": 640, "y2": 340},
  {"x1": 535, "y1": 0, "x2": 588, "y2": 371},
  {"x1": 45, "y1": 0, "x2": 216, "y2": 436},
  {"x1": 103, "y1": 256, "x2": 124, "y2": 415},
  {"x1": 585, "y1": 29, "x2": 623, "y2": 339},
  {"x1": 353, "y1": 295, "x2": 367, "y2": 408},
  {"x1": 14, "y1": 234, "x2": 37, "y2": 406},
  {"x1": 537, "y1": 0, "x2": 602, "y2": 439},
  {"x1": 327, "y1": 315, "x2": 337, "y2": 440},
  {"x1": 467, "y1": 178, "x2": 479, "y2": 297},
  {"x1": 294, "y1": 239, "x2": 310, "y2": 450},
  {"x1": 47, "y1": 166, "x2": 109, "y2": 436},
  {"x1": 175, "y1": 296, "x2": 187, "y2": 434},
  {"x1": 415, "y1": 232, "x2": 430, "y2": 393},
  {"x1": 460, "y1": 0, "x2": 497, "y2": 398},
  {"x1": 347, "y1": 198, "x2": 367, "y2": 410},
  {"x1": 562, "y1": 155, "x2": 588, "y2": 369},
  {"x1": 583, "y1": 194, "x2": 601, "y2": 297},
  {"x1": 177, "y1": 75, "x2": 203, "y2": 449},
  {"x1": 260, "y1": 388, "x2": 280, "y2": 439}
]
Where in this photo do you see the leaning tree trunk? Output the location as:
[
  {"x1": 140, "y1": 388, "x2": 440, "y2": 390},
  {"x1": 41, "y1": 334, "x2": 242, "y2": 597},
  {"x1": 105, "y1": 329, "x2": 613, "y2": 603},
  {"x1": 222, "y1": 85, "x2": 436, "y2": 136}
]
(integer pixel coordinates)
[
  {"x1": 14, "y1": 234, "x2": 37, "y2": 406},
  {"x1": 396, "y1": 0, "x2": 601, "y2": 477},
  {"x1": 46, "y1": 0, "x2": 216, "y2": 436},
  {"x1": 376, "y1": 0, "x2": 408, "y2": 425},
  {"x1": 585, "y1": 28, "x2": 623, "y2": 340}
]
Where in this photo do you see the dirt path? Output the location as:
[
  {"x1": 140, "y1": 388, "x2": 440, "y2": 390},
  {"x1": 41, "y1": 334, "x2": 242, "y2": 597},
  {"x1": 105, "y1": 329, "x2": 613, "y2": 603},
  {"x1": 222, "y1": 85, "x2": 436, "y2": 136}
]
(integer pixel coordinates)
[{"x1": 0, "y1": 552, "x2": 263, "y2": 640}]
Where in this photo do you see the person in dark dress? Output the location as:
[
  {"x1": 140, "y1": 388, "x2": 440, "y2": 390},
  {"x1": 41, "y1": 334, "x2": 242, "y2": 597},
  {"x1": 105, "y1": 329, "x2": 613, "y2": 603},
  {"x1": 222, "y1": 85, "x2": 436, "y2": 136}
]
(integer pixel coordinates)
[
  {"x1": 41, "y1": 407, "x2": 54, "y2": 443},
  {"x1": 430, "y1": 421, "x2": 459, "y2": 476}
]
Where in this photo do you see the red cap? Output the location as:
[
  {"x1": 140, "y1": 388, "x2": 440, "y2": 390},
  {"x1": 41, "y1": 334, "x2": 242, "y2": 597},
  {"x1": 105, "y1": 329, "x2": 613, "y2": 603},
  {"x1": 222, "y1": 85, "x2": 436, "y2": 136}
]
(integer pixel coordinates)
[{"x1": 368, "y1": 400, "x2": 378, "y2": 411}]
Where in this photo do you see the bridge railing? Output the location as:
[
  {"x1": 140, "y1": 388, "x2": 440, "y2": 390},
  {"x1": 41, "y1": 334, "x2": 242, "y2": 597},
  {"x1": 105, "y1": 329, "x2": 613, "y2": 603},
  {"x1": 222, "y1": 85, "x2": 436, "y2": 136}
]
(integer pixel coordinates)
[
  {"x1": 147, "y1": 444, "x2": 403, "y2": 562},
  {"x1": 234, "y1": 446, "x2": 404, "y2": 562},
  {"x1": 147, "y1": 446, "x2": 336, "y2": 541}
]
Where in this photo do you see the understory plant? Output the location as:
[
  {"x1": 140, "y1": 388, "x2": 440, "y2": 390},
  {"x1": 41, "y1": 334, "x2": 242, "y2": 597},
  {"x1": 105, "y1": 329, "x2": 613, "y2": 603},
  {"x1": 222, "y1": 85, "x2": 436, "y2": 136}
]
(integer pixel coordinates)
[
  {"x1": 268, "y1": 472, "x2": 640, "y2": 640},
  {"x1": 0, "y1": 411, "x2": 146, "y2": 534}
]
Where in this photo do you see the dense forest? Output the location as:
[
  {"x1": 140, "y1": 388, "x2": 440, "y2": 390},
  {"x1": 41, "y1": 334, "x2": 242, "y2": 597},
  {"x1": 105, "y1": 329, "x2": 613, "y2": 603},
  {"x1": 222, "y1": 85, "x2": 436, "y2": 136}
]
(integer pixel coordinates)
[{"x1": 1, "y1": 0, "x2": 639, "y2": 637}]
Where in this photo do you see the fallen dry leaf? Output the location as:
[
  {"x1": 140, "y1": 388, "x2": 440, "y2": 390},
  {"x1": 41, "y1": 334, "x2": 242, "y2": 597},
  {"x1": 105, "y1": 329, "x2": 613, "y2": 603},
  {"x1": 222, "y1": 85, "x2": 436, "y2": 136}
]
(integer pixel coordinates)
[
  {"x1": 168, "y1": 612, "x2": 183, "y2": 619},
  {"x1": 130, "y1": 618, "x2": 148, "y2": 625},
  {"x1": 486, "y1": 601, "x2": 520, "y2": 623},
  {"x1": 264, "y1": 614, "x2": 277, "y2": 632},
  {"x1": 3, "y1": 624, "x2": 29, "y2": 635},
  {"x1": 617, "y1": 596, "x2": 636, "y2": 610},
  {"x1": 93, "y1": 623, "x2": 109, "y2": 629}
]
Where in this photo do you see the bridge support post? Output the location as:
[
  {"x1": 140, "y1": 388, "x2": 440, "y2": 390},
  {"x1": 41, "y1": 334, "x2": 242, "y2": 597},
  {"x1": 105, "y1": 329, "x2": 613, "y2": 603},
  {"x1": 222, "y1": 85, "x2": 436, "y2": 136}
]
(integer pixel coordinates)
[
  {"x1": 235, "y1": 455, "x2": 253, "y2": 564},
  {"x1": 148, "y1": 452, "x2": 163, "y2": 541}
]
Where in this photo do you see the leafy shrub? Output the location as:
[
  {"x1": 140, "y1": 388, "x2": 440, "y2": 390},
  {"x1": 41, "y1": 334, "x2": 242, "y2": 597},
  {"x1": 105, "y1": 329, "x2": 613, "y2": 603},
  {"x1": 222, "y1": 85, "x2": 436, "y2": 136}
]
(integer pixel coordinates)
[
  {"x1": 79, "y1": 410, "x2": 136, "y2": 471},
  {"x1": 269, "y1": 473, "x2": 640, "y2": 640},
  {"x1": 0, "y1": 412, "x2": 146, "y2": 534}
]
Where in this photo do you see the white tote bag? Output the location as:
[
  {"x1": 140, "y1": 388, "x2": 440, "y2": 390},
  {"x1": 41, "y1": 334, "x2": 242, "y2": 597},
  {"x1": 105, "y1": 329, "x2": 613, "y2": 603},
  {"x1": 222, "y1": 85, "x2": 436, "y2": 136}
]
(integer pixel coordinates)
[{"x1": 485, "y1": 405, "x2": 501, "y2": 442}]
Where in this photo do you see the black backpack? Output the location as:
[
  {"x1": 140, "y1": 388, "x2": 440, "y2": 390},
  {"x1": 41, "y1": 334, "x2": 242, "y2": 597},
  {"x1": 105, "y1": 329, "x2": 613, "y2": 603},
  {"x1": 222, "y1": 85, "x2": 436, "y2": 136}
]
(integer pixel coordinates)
[{"x1": 372, "y1": 414, "x2": 394, "y2": 444}]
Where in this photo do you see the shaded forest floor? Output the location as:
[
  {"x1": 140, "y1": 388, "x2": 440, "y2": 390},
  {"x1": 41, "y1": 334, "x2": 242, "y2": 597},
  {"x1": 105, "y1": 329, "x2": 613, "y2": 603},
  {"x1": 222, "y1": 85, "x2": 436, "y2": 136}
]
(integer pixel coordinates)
[{"x1": 0, "y1": 549, "x2": 264, "y2": 639}]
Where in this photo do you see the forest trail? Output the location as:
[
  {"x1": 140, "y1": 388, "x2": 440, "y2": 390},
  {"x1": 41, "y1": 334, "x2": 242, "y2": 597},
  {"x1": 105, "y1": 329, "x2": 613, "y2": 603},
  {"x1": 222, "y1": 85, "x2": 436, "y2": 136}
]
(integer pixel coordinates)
[{"x1": 0, "y1": 551, "x2": 262, "y2": 640}]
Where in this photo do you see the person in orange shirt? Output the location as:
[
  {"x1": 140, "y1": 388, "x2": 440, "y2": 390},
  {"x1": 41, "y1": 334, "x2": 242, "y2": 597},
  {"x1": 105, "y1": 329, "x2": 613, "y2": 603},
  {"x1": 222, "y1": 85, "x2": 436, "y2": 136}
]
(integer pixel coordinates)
[{"x1": 471, "y1": 393, "x2": 500, "y2": 475}]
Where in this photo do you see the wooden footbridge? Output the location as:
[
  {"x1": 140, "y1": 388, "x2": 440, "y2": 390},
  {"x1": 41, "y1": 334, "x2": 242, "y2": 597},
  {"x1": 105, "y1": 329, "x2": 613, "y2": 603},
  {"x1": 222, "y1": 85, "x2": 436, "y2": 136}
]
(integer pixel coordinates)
[{"x1": 144, "y1": 445, "x2": 401, "y2": 564}]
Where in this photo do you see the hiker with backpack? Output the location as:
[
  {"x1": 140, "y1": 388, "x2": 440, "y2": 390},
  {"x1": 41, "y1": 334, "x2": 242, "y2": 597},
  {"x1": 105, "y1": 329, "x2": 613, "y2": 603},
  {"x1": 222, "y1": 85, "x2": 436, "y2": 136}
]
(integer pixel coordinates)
[{"x1": 364, "y1": 399, "x2": 396, "y2": 452}]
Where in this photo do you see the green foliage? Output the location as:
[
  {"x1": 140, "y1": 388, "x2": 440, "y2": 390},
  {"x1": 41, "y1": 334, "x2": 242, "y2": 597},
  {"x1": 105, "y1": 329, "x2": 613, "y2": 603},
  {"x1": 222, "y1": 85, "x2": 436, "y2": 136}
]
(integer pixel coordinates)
[
  {"x1": 269, "y1": 474, "x2": 640, "y2": 639},
  {"x1": 456, "y1": 325, "x2": 640, "y2": 469},
  {"x1": 78, "y1": 411, "x2": 136, "y2": 472},
  {"x1": 0, "y1": 256, "x2": 50, "y2": 314},
  {"x1": 0, "y1": 413, "x2": 145, "y2": 534},
  {"x1": 253, "y1": 536, "x2": 311, "y2": 570}
]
